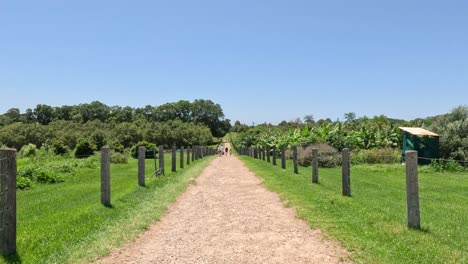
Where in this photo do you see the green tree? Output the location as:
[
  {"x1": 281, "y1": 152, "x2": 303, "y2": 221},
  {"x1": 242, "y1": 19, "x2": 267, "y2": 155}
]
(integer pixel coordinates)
[
  {"x1": 344, "y1": 112, "x2": 356, "y2": 123},
  {"x1": 34, "y1": 104, "x2": 55, "y2": 125}
]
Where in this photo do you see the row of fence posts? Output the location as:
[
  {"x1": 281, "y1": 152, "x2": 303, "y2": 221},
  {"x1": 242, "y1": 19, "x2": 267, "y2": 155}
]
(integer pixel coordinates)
[
  {"x1": 237, "y1": 146, "x2": 421, "y2": 229},
  {"x1": 101, "y1": 145, "x2": 214, "y2": 206},
  {"x1": 0, "y1": 145, "x2": 215, "y2": 256}
]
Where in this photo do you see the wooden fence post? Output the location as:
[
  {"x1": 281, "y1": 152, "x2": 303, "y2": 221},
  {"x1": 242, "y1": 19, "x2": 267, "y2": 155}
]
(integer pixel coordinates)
[
  {"x1": 101, "y1": 147, "x2": 111, "y2": 206},
  {"x1": 406, "y1": 151, "x2": 420, "y2": 229},
  {"x1": 267, "y1": 146, "x2": 271, "y2": 162},
  {"x1": 312, "y1": 148, "x2": 318, "y2": 183},
  {"x1": 187, "y1": 146, "x2": 191, "y2": 165},
  {"x1": 0, "y1": 148, "x2": 17, "y2": 255},
  {"x1": 159, "y1": 146, "x2": 165, "y2": 175},
  {"x1": 180, "y1": 146, "x2": 184, "y2": 169},
  {"x1": 262, "y1": 147, "x2": 266, "y2": 161},
  {"x1": 293, "y1": 146, "x2": 298, "y2": 174},
  {"x1": 138, "y1": 146, "x2": 145, "y2": 187},
  {"x1": 281, "y1": 147, "x2": 286, "y2": 169},
  {"x1": 172, "y1": 146, "x2": 177, "y2": 172},
  {"x1": 342, "y1": 148, "x2": 351, "y2": 196},
  {"x1": 272, "y1": 148, "x2": 277, "y2": 165}
]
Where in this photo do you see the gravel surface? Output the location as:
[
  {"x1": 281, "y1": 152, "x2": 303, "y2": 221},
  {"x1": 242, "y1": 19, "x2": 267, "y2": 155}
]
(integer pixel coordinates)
[{"x1": 96, "y1": 146, "x2": 350, "y2": 263}]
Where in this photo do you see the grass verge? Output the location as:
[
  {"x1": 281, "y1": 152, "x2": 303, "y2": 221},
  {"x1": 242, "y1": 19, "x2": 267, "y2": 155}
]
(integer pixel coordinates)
[
  {"x1": 2, "y1": 153, "x2": 214, "y2": 264},
  {"x1": 239, "y1": 156, "x2": 467, "y2": 264}
]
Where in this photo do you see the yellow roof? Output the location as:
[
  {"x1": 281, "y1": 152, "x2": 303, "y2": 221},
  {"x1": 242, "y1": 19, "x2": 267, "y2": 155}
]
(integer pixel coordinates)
[{"x1": 399, "y1": 127, "x2": 439, "y2": 136}]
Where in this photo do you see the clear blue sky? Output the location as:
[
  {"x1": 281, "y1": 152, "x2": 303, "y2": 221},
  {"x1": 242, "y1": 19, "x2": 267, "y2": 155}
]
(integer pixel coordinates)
[{"x1": 1, "y1": 0, "x2": 467, "y2": 124}]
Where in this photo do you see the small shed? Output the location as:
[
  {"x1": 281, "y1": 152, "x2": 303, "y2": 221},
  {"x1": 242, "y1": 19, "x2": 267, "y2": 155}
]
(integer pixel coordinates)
[{"x1": 399, "y1": 127, "x2": 439, "y2": 165}]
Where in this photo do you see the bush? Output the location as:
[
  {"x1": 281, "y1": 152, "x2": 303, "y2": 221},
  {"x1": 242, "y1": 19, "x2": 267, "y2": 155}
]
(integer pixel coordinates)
[
  {"x1": 36, "y1": 169, "x2": 64, "y2": 183},
  {"x1": 50, "y1": 138, "x2": 69, "y2": 155},
  {"x1": 351, "y1": 148, "x2": 400, "y2": 164},
  {"x1": 429, "y1": 160, "x2": 465, "y2": 172},
  {"x1": 18, "y1": 165, "x2": 37, "y2": 180},
  {"x1": 108, "y1": 141, "x2": 125, "y2": 153},
  {"x1": 18, "y1": 143, "x2": 38, "y2": 158},
  {"x1": 75, "y1": 138, "x2": 96, "y2": 158},
  {"x1": 17, "y1": 177, "x2": 33, "y2": 189},
  {"x1": 297, "y1": 144, "x2": 342, "y2": 168},
  {"x1": 110, "y1": 151, "x2": 128, "y2": 164},
  {"x1": 130, "y1": 141, "x2": 157, "y2": 159}
]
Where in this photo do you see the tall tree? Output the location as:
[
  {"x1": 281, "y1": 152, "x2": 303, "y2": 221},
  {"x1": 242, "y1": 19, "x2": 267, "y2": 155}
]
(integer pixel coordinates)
[{"x1": 34, "y1": 104, "x2": 55, "y2": 125}]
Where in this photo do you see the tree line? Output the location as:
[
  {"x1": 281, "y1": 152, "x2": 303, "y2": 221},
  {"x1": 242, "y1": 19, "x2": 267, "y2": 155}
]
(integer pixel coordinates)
[
  {"x1": 0, "y1": 99, "x2": 231, "y2": 154},
  {"x1": 232, "y1": 105, "x2": 468, "y2": 162}
]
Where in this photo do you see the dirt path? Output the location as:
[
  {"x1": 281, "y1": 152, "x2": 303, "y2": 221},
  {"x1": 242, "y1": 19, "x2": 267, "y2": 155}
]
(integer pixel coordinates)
[{"x1": 97, "y1": 144, "x2": 350, "y2": 263}]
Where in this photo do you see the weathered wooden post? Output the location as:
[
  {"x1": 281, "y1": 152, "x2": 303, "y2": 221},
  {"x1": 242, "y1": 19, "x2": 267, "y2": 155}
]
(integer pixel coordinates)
[
  {"x1": 192, "y1": 146, "x2": 196, "y2": 161},
  {"x1": 159, "y1": 146, "x2": 165, "y2": 175},
  {"x1": 272, "y1": 148, "x2": 277, "y2": 165},
  {"x1": 281, "y1": 147, "x2": 286, "y2": 169},
  {"x1": 342, "y1": 148, "x2": 351, "y2": 197},
  {"x1": 101, "y1": 147, "x2": 111, "y2": 206},
  {"x1": 406, "y1": 151, "x2": 420, "y2": 229},
  {"x1": 187, "y1": 146, "x2": 191, "y2": 165},
  {"x1": 312, "y1": 148, "x2": 318, "y2": 183},
  {"x1": 138, "y1": 146, "x2": 145, "y2": 187},
  {"x1": 267, "y1": 146, "x2": 271, "y2": 162},
  {"x1": 172, "y1": 146, "x2": 177, "y2": 172},
  {"x1": 262, "y1": 147, "x2": 266, "y2": 161},
  {"x1": 0, "y1": 148, "x2": 17, "y2": 255},
  {"x1": 293, "y1": 146, "x2": 298, "y2": 174},
  {"x1": 180, "y1": 146, "x2": 184, "y2": 169}
]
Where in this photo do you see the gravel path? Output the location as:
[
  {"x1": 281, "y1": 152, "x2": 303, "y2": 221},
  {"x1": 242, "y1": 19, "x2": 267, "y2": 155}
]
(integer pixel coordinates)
[{"x1": 97, "y1": 145, "x2": 350, "y2": 263}]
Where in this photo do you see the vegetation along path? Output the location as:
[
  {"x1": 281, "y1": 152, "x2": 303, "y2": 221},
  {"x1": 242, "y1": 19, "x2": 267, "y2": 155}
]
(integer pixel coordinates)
[{"x1": 97, "y1": 145, "x2": 350, "y2": 263}]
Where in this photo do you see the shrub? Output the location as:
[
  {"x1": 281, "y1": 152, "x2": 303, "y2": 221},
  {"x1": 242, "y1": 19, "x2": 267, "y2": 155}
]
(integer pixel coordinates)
[
  {"x1": 297, "y1": 144, "x2": 342, "y2": 168},
  {"x1": 74, "y1": 138, "x2": 96, "y2": 158},
  {"x1": 36, "y1": 169, "x2": 64, "y2": 184},
  {"x1": 351, "y1": 148, "x2": 400, "y2": 165},
  {"x1": 17, "y1": 177, "x2": 33, "y2": 189},
  {"x1": 110, "y1": 151, "x2": 128, "y2": 164},
  {"x1": 130, "y1": 141, "x2": 157, "y2": 159},
  {"x1": 429, "y1": 160, "x2": 465, "y2": 172},
  {"x1": 108, "y1": 141, "x2": 125, "y2": 153},
  {"x1": 18, "y1": 165, "x2": 38, "y2": 180},
  {"x1": 18, "y1": 143, "x2": 37, "y2": 158},
  {"x1": 50, "y1": 138, "x2": 69, "y2": 155}
]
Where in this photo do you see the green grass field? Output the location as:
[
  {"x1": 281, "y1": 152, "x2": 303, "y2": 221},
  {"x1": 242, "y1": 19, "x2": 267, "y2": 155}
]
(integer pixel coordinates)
[
  {"x1": 240, "y1": 156, "x2": 467, "y2": 264},
  {"x1": 2, "y1": 153, "x2": 214, "y2": 264}
]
